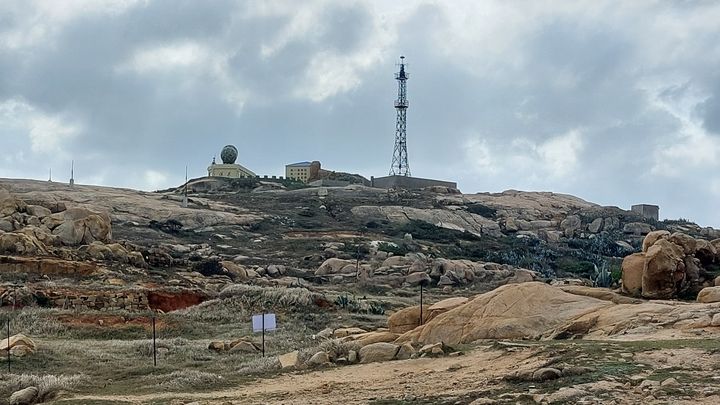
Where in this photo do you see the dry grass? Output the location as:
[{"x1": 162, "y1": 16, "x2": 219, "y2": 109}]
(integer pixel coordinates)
[
  {"x1": 155, "y1": 370, "x2": 225, "y2": 391},
  {"x1": 0, "y1": 373, "x2": 87, "y2": 404}
]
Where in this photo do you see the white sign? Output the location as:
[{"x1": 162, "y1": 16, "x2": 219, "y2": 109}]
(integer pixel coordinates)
[{"x1": 252, "y1": 313, "x2": 277, "y2": 332}]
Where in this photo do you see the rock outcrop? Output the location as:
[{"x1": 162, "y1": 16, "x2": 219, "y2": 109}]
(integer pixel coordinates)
[{"x1": 621, "y1": 231, "x2": 719, "y2": 299}]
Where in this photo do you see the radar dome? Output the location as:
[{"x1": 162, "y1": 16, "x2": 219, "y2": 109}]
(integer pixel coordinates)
[{"x1": 220, "y1": 145, "x2": 238, "y2": 164}]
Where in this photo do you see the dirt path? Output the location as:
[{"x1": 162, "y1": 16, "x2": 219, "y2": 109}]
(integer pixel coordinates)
[{"x1": 63, "y1": 346, "x2": 543, "y2": 404}]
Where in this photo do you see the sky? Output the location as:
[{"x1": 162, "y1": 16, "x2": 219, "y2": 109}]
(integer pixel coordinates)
[{"x1": 1, "y1": 0, "x2": 720, "y2": 227}]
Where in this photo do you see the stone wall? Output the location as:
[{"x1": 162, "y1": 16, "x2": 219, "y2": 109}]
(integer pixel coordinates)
[
  {"x1": 371, "y1": 175, "x2": 457, "y2": 190},
  {"x1": 41, "y1": 290, "x2": 149, "y2": 312}
]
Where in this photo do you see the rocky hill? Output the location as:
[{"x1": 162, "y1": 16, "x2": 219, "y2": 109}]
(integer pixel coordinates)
[{"x1": 3, "y1": 177, "x2": 720, "y2": 404}]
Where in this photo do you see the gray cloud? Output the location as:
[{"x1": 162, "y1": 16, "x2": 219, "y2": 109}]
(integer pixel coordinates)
[{"x1": 1, "y1": 0, "x2": 720, "y2": 227}]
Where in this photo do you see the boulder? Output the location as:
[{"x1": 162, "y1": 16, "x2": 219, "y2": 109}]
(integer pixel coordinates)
[
  {"x1": 405, "y1": 271, "x2": 431, "y2": 286},
  {"x1": 642, "y1": 239, "x2": 685, "y2": 299},
  {"x1": 643, "y1": 230, "x2": 671, "y2": 252},
  {"x1": 0, "y1": 334, "x2": 36, "y2": 354},
  {"x1": 621, "y1": 252, "x2": 645, "y2": 296},
  {"x1": 697, "y1": 287, "x2": 720, "y2": 303},
  {"x1": 228, "y1": 340, "x2": 260, "y2": 353},
  {"x1": 278, "y1": 350, "x2": 300, "y2": 369},
  {"x1": 306, "y1": 351, "x2": 330, "y2": 366},
  {"x1": 532, "y1": 367, "x2": 562, "y2": 381},
  {"x1": 397, "y1": 282, "x2": 610, "y2": 345},
  {"x1": 668, "y1": 232, "x2": 698, "y2": 255},
  {"x1": 560, "y1": 215, "x2": 581, "y2": 237},
  {"x1": 221, "y1": 261, "x2": 249, "y2": 281},
  {"x1": 9, "y1": 387, "x2": 38, "y2": 405},
  {"x1": 395, "y1": 342, "x2": 416, "y2": 360},
  {"x1": 587, "y1": 218, "x2": 603, "y2": 233},
  {"x1": 0, "y1": 219, "x2": 12, "y2": 232},
  {"x1": 315, "y1": 258, "x2": 354, "y2": 276},
  {"x1": 623, "y1": 222, "x2": 652, "y2": 236},
  {"x1": 388, "y1": 305, "x2": 430, "y2": 334},
  {"x1": 48, "y1": 207, "x2": 112, "y2": 245},
  {"x1": 359, "y1": 342, "x2": 399, "y2": 363},
  {"x1": 25, "y1": 205, "x2": 51, "y2": 218},
  {"x1": 419, "y1": 342, "x2": 445, "y2": 355},
  {"x1": 0, "y1": 232, "x2": 48, "y2": 255}
]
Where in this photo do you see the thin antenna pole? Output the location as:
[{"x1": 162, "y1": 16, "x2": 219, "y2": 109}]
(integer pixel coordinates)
[
  {"x1": 69, "y1": 160, "x2": 75, "y2": 187},
  {"x1": 182, "y1": 166, "x2": 189, "y2": 208}
]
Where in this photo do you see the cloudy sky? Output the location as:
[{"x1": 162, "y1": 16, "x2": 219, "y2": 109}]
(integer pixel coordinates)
[{"x1": 1, "y1": 1, "x2": 720, "y2": 226}]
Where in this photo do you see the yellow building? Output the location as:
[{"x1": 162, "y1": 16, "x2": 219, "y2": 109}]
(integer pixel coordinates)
[
  {"x1": 285, "y1": 161, "x2": 322, "y2": 183},
  {"x1": 208, "y1": 145, "x2": 256, "y2": 178}
]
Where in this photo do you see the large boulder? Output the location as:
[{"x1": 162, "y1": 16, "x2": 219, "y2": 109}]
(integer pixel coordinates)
[
  {"x1": 0, "y1": 334, "x2": 36, "y2": 355},
  {"x1": 343, "y1": 331, "x2": 400, "y2": 347},
  {"x1": 359, "y1": 342, "x2": 399, "y2": 363},
  {"x1": 642, "y1": 230, "x2": 670, "y2": 252},
  {"x1": 9, "y1": 387, "x2": 38, "y2": 405},
  {"x1": 621, "y1": 252, "x2": 645, "y2": 296},
  {"x1": 668, "y1": 232, "x2": 698, "y2": 255},
  {"x1": 397, "y1": 282, "x2": 611, "y2": 345},
  {"x1": 315, "y1": 258, "x2": 354, "y2": 276},
  {"x1": 47, "y1": 207, "x2": 112, "y2": 245},
  {"x1": 697, "y1": 287, "x2": 720, "y2": 303},
  {"x1": 642, "y1": 239, "x2": 686, "y2": 299}
]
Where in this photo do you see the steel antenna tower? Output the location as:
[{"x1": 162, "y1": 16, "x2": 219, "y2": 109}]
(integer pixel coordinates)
[{"x1": 389, "y1": 55, "x2": 410, "y2": 176}]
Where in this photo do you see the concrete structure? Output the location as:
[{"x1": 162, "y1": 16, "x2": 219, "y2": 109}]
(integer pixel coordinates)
[
  {"x1": 286, "y1": 161, "x2": 321, "y2": 183},
  {"x1": 631, "y1": 204, "x2": 659, "y2": 221},
  {"x1": 371, "y1": 175, "x2": 457, "y2": 190},
  {"x1": 207, "y1": 145, "x2": 256, "y2": 179}
]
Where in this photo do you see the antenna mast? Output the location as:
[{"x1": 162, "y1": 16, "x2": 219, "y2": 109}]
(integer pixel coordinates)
[
  {"x1": 389, "y1": 55, "x2": 410, "y2": 176},
  {"x1": 69, "y1": 160, "x2": 75, "y2": 187}
]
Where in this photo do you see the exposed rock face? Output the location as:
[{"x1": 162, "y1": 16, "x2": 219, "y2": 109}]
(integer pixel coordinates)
[
  {"x1": 351, "y1": 206, "x2": 502, "y2": 237},
  {"x1": 0, "y1": 256, "x2": 98, "y2": 276},
  {"x1": 621, "y1": 231, "x2": 719, "y2": 299},
  {"x1": 0, "y1": 333, "x2": 36, "y2": 356}
]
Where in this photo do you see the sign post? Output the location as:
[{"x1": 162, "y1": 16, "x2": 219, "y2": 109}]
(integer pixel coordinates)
[
  {"x1": 152, "y1": 314, "x2": 157, "y2": 367},
  {"x1": 252, "y1": 313, "x2": 276, "y2": 357}
]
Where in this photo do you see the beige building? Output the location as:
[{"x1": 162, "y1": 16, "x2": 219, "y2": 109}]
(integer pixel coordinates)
[
  {"x1": 208, "y1": 145, "x2": 256, "y2": 179},
  {"x1": 285, "y1": 161, "x2": 321, "y2": 182}
]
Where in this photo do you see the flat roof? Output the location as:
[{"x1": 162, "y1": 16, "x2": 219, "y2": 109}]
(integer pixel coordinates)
[{"x1": 286, "y1": 161, "x2": 312, "y2": 167}]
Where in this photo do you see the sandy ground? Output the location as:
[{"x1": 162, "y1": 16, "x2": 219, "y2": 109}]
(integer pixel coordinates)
[{"x1": 64, "y1": 346, "x2": 543, "y2": 404}]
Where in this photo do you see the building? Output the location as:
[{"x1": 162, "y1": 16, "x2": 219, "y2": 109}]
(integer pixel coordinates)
[
  {"x1": 207, "y1": 145, "x2": 256, "y2": 178},
  {"x1": 285, "y1": 161, "x2": 321, "y2": 183},
  {"x1": 631, "y1": 204, "x2": 659, "y2": 221}
]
